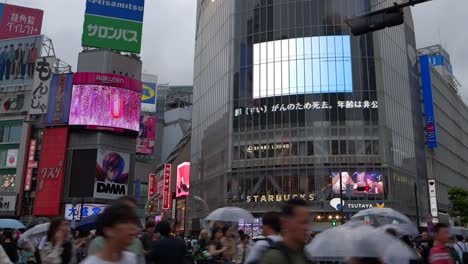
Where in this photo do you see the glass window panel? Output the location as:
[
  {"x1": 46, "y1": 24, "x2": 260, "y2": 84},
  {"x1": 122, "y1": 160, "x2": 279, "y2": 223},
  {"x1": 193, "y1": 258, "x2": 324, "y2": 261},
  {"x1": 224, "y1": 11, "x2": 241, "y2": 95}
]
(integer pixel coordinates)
[
  {"x1": 0, "y1": 150, "x2": 6, "y2": 167},
  {"x1": 9, "y1": 125, "x2": 21, "y2": 142}
]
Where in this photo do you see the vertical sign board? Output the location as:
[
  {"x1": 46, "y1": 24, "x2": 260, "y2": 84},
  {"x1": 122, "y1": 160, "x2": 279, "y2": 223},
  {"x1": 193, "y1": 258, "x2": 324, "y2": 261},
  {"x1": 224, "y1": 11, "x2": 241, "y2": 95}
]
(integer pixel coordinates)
[
  {"x1": 420, "y1": 55, "x2": 437, "y2": 148},
  {"x1": 47, "y1": 73, "x2": 74, "y2": 125},
  {"x1": 33, "y1": 127, "x2": 68, "y2": 216},
  {"x1": 0, "y1": 4, "x2": 43, "y2": 40},
  {"x1": 137, "y1": 115, "x2": 156, "y2": 155},
  {"x1": 30, "y1": 56, "x2": 54, "y2": 115},
  {"x1": 82, "y1": 0, "x2": 145, "y2": 53},
  {"x1": 24, "y1": 139, "x2": 37, "y2": 191},
  {"x1": 163, "y1": 164, "x2": 171, "y2": 209},
  {"x1": 141, "y1": 82, "x2": 156, "y2": 112},
  {"x1": 176, "y1": 162, "x2": 190, "y2": 198},
  {"x1": 148, "y1": 173, "x2": 155, "y2": 200}
]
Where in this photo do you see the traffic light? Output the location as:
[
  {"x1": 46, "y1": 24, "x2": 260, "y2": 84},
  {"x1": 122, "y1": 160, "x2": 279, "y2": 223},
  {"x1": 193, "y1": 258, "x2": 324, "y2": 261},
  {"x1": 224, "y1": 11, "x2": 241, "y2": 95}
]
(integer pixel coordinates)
[
  {"x1": 356, "y1": 186, "x2": 371, "y2": 192},
  {"x1": 331, "y1": 219, "x2": 337, "y2": 226},
  {"x1": 345, "y1": 10, "x2": 404, "y2": 36}
]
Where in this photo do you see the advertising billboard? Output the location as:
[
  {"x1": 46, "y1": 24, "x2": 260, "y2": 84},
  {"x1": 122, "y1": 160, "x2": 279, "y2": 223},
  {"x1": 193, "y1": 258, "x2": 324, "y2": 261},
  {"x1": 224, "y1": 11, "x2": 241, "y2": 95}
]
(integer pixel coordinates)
[
  {"x1": 24, "y1": 139, "x2": 37, "y2": 191},
  {"x1": 420, "y1": 55, "x2": 438, "y2": 148},
  {"x1": 34, "y1": 127, "x2": 68, "y2": 216},
  {"x1": 137, "y1": 115, "x2": 155, "y2": 155},
  {"x1": 253, "y1": 35, "x2": 352, "y2": 98},
  {"x1": 82, "y1": 0, "x2": 145, "y2": 53},
  {"x1": 5, "y1": 149, "x2": 17, "y2": 168},
  {"x1": 47, "y1": 73, "x2": 74, "y2": 125},
  {"x1": 94, "y1": 149, "x2": 130, "y2": 199},
  {"x1": 30, "y1": 56, "x2": 55, "y2": 115},
  {"x1": 142, "y1": 82, "x2": 156, "y2": 104},
  {"x1": 0, "y1": 4, "x2": 43, "y2": 40},
  {"x1": 163, "y1": 164, "x2": 171, "y2": 209},
  {"x1": 0, "y1": 35, "x2": 42, "y2": 87},
  {"x1": 148, "y1": 173, "x2": 155, "y2": 199},
  {"x1": 0, "y1": 87, "x2": 30, "y2": 114},
  {"x1": 64, "y1": 203, "x2": 107, "y2": 221},
  {"x1": 69, "y1": 72, "x2": 142, "y2": 132},
  {"x1": 331, "y1": 171, "x2": 384, "y2": 196},
  {"x1": 176, "y1": 162, "x2": 190, "y2": 198}
]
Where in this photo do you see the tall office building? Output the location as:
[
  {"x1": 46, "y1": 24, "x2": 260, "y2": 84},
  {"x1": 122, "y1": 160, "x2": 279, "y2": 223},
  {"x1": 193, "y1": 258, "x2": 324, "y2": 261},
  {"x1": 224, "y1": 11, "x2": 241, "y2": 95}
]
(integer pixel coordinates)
[{"x1": 189, "y1": 0, "x2": 427, "y2": 228}]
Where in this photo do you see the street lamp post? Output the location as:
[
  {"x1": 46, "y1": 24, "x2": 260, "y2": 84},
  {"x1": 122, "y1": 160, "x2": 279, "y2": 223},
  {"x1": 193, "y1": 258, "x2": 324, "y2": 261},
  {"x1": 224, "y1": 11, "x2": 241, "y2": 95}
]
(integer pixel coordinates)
[{"x1": 339, "y1": 173, "x2": 345, "y2": 224}]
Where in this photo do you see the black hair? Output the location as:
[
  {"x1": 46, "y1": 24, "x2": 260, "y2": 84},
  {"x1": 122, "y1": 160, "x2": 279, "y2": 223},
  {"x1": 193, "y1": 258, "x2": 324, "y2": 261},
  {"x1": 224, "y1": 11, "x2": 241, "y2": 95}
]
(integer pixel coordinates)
[
  {"x1": 145, "y1": 220, "x2": 156, "y2": 229},
  {"x1": 211, "y1": 227, "x2": 222, "y2": 241},
  {"x1": 96, "y1": 203, "x2": 139, "y2": 238},
  {"x1": 385, "y1": 228, "x2": 398, "y2": 237},
  {"x1": 282, "y1": 197, "x2": 308, "y2": 218},
  {"x1": 242, "y1": 234, "x2": 250, "y2": 241},
  {"x1": 262, "y1": 211, "x2": 281, "y2": 233},
  {"x1": 47, "y1": 217, "x2": 65, "y2": 243},
  {"x1": 433, "y1": 223, "x2": 448, "y2": 234},
  {"x1": 156, "y1": 221, "x2": 171, "y2": 237},
  {"x1": 222, "y1": 225, "x2": 231, "y2": 236},
  {"x1": 456, "y1": 235, "x2": 464, "y2": 242},
  {"x1": 114, "y1": 196, "x2": 138, "y2": 207}
]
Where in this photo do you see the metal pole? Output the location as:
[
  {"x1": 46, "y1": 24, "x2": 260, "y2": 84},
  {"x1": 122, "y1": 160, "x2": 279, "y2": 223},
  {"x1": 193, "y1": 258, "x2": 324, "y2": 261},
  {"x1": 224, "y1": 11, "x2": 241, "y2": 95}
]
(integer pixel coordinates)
[
  {"x1": 414, "y1": 182, "x2": 420, "y2": 229},
  {"x1": 80, "y1": 197, "x2": 85, "y2": 220},
  {"x1": 339, "y1": 173, "x2": 344, "y2": 224}
]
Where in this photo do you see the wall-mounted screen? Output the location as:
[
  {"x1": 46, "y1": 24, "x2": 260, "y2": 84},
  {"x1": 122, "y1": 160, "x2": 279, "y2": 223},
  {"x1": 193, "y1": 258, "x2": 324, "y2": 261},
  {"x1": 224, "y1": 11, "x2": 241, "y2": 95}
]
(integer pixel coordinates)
[
  {"x1": 69, "y1": 84, "x2": 141, "y2": 132},
  {"x1": 253, "y1": 35, "x2": 352, "y2": 98},
  {"x1": 332, "y1": 171, "x2": 383, "y2": 195}
]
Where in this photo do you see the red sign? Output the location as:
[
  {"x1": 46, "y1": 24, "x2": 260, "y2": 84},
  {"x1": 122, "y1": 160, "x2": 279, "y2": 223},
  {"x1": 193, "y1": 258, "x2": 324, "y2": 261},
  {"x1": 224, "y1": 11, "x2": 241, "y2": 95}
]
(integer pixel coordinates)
[
  {"x1": 24, "y1": 139, "x2": 37, "y2": 191},
  {"x1": 33, "y1": 128, "x2": 68, "y2": 216},
  {"x1": 163, "y1": 164, "x2": 171, "y2": 209},
  {"x1": 148, "y1": 173, "x2": 156, "y2": 199},
  {"x1": 0, "y1": 4, "x2": 43, "y2": 40},
  {"x1": 176, "y1": 162, "x2": 190, "y2": 198}
]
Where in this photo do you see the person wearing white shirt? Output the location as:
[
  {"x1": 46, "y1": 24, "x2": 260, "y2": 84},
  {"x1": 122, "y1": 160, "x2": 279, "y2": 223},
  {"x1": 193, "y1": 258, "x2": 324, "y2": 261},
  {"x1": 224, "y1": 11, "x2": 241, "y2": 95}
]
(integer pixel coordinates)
[
  {"x1": 245, "y1": 212, "x2": 282, "y2": 264},
  {"x1": 454, "y1": 235, "x2": 468, "y2": 262},
  {"x1": 236, "y1": 235, "x2": 252, "y2": 264}
]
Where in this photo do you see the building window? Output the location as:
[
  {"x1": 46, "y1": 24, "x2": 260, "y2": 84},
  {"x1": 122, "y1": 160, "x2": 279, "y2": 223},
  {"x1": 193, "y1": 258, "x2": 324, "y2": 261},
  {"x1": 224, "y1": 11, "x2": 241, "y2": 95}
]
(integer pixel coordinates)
[{"x1": 0, "y1": 124, "x2": 22, "y2": 143}]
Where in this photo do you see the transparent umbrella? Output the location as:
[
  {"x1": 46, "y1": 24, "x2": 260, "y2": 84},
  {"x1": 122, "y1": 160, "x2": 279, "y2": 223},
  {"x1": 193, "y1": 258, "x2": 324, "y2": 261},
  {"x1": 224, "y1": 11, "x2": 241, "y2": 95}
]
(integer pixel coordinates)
[
  {"x1": 351, "y1": 207, "x2": 412, "y2": 226},
  {"x1": 205, "y1": 207, "x2": 255, "y2": 223},
  {"x1": 18, "y1": 222, "x2": 50, "y2": 248},
  {"x1": 450, "y1": 226, "x2": 468, "y2": 237},
  {"x1": 305, "y1": 222, "x2": 417, "y2": 262},
  {"x1": 377, "y1": 223, "x2": 419, "y2": 236}
]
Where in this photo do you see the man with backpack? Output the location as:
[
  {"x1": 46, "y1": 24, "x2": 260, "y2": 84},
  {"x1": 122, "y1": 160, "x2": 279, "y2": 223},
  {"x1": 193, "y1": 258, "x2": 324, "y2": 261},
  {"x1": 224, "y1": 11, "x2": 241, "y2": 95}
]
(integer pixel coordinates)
[
  {"x1": 245, "y1": 211, "x2": 282, "y2": 264},
  {"x1": 454, "y1": 235, "x2": 468, "y2": 264},
  {"x1": 259, "y1": 198, "x2": 312, "y2": 264}
]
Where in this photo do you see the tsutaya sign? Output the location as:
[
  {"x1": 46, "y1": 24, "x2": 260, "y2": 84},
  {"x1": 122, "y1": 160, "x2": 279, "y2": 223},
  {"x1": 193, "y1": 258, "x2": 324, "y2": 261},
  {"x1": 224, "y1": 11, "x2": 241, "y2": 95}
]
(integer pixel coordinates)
[
  {"x1": 246, "y1": 193, "x2": 315, "y2": 203},
  {"x1": 235, "y1": 100, "x2": 379, "y2": 117}
]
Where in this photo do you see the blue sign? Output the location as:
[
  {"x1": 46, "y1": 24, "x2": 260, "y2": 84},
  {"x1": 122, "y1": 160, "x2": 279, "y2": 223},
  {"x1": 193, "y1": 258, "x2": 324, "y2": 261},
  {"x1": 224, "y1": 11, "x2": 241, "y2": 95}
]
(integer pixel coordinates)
[
  {"x1": 134, "y1": 180, "x2": 141, "y2": 200},
  {"x1": 420, "y1": 55, "x2": 437, "y2": 148},
  {"x1": 142, "y1": 82, "x2": 156, "y2": 105},
  {"x1": 85, "y1": 0, "x2": 145, "y2": 22},
  {"x1": 47, "y1": 73, "x2": 74, "y2": 125},
  {"x1": 428, "y1": 54, "x2": 453, "y2": 75}
]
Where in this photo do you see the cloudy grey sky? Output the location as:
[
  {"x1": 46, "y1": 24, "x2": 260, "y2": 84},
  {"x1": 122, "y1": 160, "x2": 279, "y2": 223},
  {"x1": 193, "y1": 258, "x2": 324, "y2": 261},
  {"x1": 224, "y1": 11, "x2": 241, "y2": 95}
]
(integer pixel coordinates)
[{"x1": 5, "y1": 0, "x2": 468, "y2": 98}]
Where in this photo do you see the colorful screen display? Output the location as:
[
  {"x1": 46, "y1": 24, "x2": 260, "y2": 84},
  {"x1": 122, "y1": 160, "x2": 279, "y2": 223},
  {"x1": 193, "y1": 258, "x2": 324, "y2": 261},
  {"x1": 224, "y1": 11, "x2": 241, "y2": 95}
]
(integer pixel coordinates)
[
  {"x1": 69, "y1": 84, "x2": 141, "y2": 132},
  {"x1": 253, "y1": 35, "x2": 353, "y2": 98},
  {"x1": 332, "y1": 171, "x2": 383, "y2": 195},
  {"x1": 176, "y1": 162, "x2": 190, "y2": 198}
]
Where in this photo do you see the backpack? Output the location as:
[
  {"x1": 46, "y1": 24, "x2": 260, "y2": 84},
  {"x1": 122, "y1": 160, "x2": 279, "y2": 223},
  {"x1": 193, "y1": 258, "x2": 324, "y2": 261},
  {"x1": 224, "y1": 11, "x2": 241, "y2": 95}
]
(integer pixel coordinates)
[
  {"x1": 244, "y1": 238, "x2": 275, "y2": 264},
  {"x1": 456, "y1": 243, "x2": 468, "y2": 264},
  {"x1": 247, "y1": 239, "x2": 313, "y2": 264}
]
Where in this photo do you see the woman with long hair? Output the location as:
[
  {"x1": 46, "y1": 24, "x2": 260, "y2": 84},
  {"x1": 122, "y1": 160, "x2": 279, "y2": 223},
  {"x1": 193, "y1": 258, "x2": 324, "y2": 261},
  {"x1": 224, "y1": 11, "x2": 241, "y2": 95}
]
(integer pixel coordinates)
[
  {"x1": 194, "y1": 230, "x2": 210, "y2": 264},
  {"x1": 208, "y1": 227, "x2": 227, "y2": 264},
  {"x1": 1, "y1": 229, "x2": 18, "y2": 263},
  {"x1": 40, "y1": 218, "x2": 75, "y2": 264}
]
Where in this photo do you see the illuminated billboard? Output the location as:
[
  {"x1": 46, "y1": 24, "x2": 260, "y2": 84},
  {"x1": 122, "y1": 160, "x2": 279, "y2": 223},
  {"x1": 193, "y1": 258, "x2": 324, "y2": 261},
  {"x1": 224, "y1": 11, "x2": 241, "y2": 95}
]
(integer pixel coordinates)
[
  {"x1": 332, "y1": 171, "x2": 383, "y2": 195},
  {"x1": 95, "y1": 149, "x2": 130, "y2": 199},
  {"x1": 176, "y1": 162, "x2": 190, "y2": 198},
  {"x1": 253, "y1": 35, "x2": 352, "y2": 98},
  {"x1": 69, "y1": 72, "x2": 142, "y2": 132}
]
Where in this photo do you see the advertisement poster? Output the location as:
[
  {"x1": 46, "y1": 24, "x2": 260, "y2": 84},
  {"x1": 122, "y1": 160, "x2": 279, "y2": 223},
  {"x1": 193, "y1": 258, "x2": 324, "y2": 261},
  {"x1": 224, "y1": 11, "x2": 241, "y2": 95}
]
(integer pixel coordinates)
[
  {"x1": 0, "y1": 4, "x2": 43, "y2": 40},
  {"x1": 24, "y1": 139, "x2": 37, "y2": 191},
  {"x1": 30, "y1": 56, "x2": 55, "y2": 115},
  {"x1": 0, "y1": 36, "x2": 42, "y2": 87},
  {"x1": 137, "y1": 115, "x2": 155, "y2": 155},
  {"x1": 94, "y1": 149, "x2": 130, "y2": 200},
  {"x1": 34, "y1": 127, "x2": 68, "y2": 216},
  {"x1": 176, "y1": 162, "x2": 190, "y2": 198},
  {"x1": 64, "y1": 203, "x2": 107, "y2": 221},
  {"x1": 148, "y1": 173, "x2": 155, "y2": 199},
  {"x1": 47, "y1": 73, "x2": 74, "y2": 125},
  {"x1": 82, "y1": 0, "x2": 145, "y2": 53},
  {"x1": 163, "y1": 164, "x2": 171, "y2": 209},
  {"x1": 331, "y1": 171, "x2": 384, "y2": 196},
  {"x1": 142, "y1": 82, "x2": 156, "y2": 104},
  {"x1": 5, "y1": 149, "x2": 18, "y2": 168}
]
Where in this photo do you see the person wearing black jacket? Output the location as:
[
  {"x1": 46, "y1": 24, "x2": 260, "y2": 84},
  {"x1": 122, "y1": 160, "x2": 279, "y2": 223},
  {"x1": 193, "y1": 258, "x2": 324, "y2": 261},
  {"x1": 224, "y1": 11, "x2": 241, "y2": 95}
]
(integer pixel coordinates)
[
  {"x1": 1, "y1": 229, "x2": 18, "y2": 263},
  {"x1": 149, "y1": 221, "x2": 186, "y2": 264}
]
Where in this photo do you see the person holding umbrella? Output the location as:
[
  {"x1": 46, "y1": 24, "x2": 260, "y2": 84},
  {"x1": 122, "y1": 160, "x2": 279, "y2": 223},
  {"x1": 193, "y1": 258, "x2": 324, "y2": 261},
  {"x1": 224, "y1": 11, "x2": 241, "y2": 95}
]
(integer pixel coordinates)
[
  {"x1": 1, "y1": 230, "x2": 18, "y2": 263},
  {"x1": 40, "y1": 217, "x2": 75, "y2": 264}
]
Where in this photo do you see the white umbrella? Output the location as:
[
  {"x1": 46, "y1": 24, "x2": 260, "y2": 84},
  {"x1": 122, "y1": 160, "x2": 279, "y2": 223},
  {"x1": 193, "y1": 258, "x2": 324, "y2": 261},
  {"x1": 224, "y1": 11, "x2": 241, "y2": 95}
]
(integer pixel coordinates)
[
  {"x1": 450, "y1": 226, "x2": 468, "y2": 237},
  {"x1": 351, "y1": 207, "x2": 412, "y2": 226},
  {"x1": 205, "y1": 207, "x2": 255, "y2": 223},
  {"x1": 19, "y1": 222, "x2": 50, "y2": 248},
  {"x1": 305, "y1": 222, "x2": 417, "y2": 261},
  {"x1": 377, "y1": 223, "x2": 419, "y2": 236}
]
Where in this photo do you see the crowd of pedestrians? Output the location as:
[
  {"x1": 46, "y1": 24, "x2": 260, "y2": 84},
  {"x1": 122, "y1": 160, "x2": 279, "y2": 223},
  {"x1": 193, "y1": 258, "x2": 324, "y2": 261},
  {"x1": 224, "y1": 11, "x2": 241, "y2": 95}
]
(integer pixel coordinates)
[{"x1": 0, "y1": 196, "x2": 466, "y2": 263}]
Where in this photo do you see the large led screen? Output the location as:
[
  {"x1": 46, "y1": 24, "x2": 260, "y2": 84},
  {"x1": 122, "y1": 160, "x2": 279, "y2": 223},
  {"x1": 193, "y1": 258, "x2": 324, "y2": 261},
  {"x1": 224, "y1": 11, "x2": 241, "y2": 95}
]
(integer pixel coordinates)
[
  {"x1": 332, "y1": 171, "x2": 383, "y2": 195},
  {"x1": 69, "y1": 85, "x2": 141, "y2": 132},
  {"x1": 253, "y1": 35, "x2": 352, "y2": 98}
]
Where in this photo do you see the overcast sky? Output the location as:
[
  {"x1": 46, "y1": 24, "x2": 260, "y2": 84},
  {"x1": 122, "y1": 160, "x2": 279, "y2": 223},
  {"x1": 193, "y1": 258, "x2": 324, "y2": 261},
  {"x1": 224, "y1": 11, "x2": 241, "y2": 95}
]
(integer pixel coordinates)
[{"x1": 5, "y1": 0, "x2": 468, "y2": 98}]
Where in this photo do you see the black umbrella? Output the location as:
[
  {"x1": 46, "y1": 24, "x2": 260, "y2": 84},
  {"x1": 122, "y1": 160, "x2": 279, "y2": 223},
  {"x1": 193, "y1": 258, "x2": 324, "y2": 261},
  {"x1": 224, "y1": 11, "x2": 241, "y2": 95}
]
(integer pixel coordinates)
[{"x1": 74, "y1": 214, "x2": 100, "y2": 231}]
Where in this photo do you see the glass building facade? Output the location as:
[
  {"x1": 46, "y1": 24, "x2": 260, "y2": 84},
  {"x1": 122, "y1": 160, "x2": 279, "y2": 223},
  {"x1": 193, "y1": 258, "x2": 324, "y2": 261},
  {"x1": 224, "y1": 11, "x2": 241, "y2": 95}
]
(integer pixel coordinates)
[{"x1": 189, "y1": 0, "x2": 428, "y2": 223}]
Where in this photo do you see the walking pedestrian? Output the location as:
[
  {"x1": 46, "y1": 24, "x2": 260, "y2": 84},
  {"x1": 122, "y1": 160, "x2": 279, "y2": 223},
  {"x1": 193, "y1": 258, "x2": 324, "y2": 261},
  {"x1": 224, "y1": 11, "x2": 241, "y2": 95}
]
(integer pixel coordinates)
[
  {"x1": 245, "y1": 211, "x2": 282, "y2": 264},
  {"x1": 40, "y1": 218, "x2": 75, "y2": 264},
  {"x1": 429, "y1": 223, "x2": 455, "y2": 264},
  {"x1": 140, "y1": 220, "x2": 156, "y2": 263},
  {"x1": 81, "y1": 203, "x2": 140, "y2": 264},
  {"x1": 259, "y1": 197, "x2": 312, "y2": 264},
  {"x1": 148, "y1": 220, "x2": 186, "y2": 264},
  {"x1": 454, "y1": 235, "x2": 468, "y2": 264},
  {"x1": 194, "y1": 230, "x2": 210, "y2": 264},
  {"x1": 19, "y1": 240, "x2": 36, "y2": 264},
  {"x1": 1, "y1": 229, "x2": 18, "y2": 263},
  {"x1": 236, "y1": 235, "x2": 251, "y2": 264},
  {"x1": 208, "y1": 227, "x2": 227, "y2": 264},
  {"x1": 221, "y1": 226, "x2": 237, "y2": 264},
  {"x1": 0, "y1": 244, "x2": 13, "y2": 263}
]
